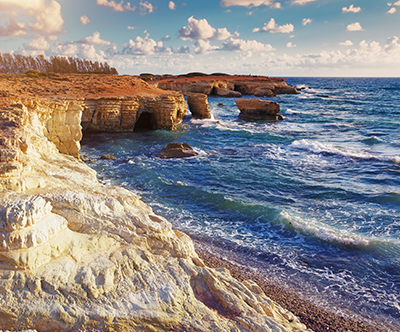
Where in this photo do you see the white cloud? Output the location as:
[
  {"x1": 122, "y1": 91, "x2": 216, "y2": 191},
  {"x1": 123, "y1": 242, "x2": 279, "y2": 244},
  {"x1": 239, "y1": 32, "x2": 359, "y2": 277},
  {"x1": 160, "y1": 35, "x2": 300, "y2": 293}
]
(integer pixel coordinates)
[
  {"x1": 122, "y1": 34, "x2": 164, "y2": 55},
  {"x1": 96, "y1": 0, "x2": 136, "y2": 12},
  {"x1": 178, "y1": 16, "x2": 232, "y2": 41},
  {"x1": 342, "y1": 4, "x2": 361, "y2": 13},
  {"x1": 28, "y1": 0, "x2": 64, "y2": 37},
  {"x1": 388, "y1": 7, "x2": 396, "y2": 13},
  {"x1": 79, "y1": 44, "x2": 107, "y2": 62},
  {"x1": 175, "y1": 45, "x2": 191, "y2": 53},
  {"x1": 194, "y1": 40, "x2": 218, "y2": 54},
  {"x1": 162, "y1": 35, "x2": 171, "y2": 41},
  {"x1": 139, "y1": 1, "x2": 154, "y2": 14},
  {"x1": 127, "y1": 26, "x2": 137, "y2": 30},
  {"x1": 78, "y1": 32, "x2": 111, "y2": 46},
  {"x1": 80, "y1": 15, "x2": 90, "y2": 26},
  {"x1": 254, "y1": 18, "x2": 294, "y2": 33},
  {"x1": 169, "y1": 1, "x2": 176, "y2": 10},
  {"x1": 286, "y1": 42, "x2": 296, "y2": 47},
  {"x1": 219, "y1": 0, "x2": 281, "y2": 8},
  {"x1": 385, "y1": 36, "x2": 400, "y2": 53},
  {"x1": 339, "y1": 40, "x2": 353, "y2": 46},
  {"x1": 0, "y1": 18, "x2": 26, "y2": 36},
  {"x1": 18, "y1": 35, "x2": 50, "y2": 56},
  {"x1": 302, "y1": 18, "x2": 312, "y2": 25},
  {"x1": 387, "y1": 1, "x2": 400, "y2": 5},
  {"x1": 291, "y1": 0, "x2": 316, "y2": 5},
  {"x1": 0, "y1": 0, "x2": 44, "y2": 11},
  {"x1": 221, "y1": 37, "x2": 275, "y2": 52},
  {"x1": 346, "y1": 22, "x2": 363, "y2": 31},
  {"x1": 53, "y1": 41, "x2": 79, "y2": 56}
]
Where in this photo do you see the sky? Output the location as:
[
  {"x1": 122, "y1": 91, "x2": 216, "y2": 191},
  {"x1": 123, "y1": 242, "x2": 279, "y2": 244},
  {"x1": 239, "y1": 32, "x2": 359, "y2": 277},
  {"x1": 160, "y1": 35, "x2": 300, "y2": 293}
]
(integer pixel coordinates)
[{"x1": 0, "y1": 0, "x2": 399, "y2": 77}]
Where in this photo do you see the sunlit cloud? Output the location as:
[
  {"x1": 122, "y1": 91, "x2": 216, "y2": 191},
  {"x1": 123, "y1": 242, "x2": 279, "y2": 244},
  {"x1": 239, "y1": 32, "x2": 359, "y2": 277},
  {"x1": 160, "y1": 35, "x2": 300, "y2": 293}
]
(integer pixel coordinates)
[
  {"x1": 0, "y1": 18, "x2": 26, "y2": 36},
  {"x1": 139, "y1": 1, "x2": 154, "y2": 15},
  {"x1": 302, "y1": 18, "x2": 312, "y2": 25},
  {"x1": 96, "y1": 0, "x2": 136, "y2": 12},
  {"x1": 342, "y1": 5, "x2": 361, "y2": 13},
  {"x1": 253, "y1": 18, "x2": 294, "y2": 33},
  {"x1": 339, "y1": 40, "x2": 353, "y2": 46},
  {"x1": 346, "y1": 22, "x2": 363, "y2": 31},
  {"x1": 80, "y1": 15, "x2": 90, "y2": 26},
  {"x1": 78, "y1": 32, "x2": 111, "y2": 46},
  {"x1": 291, "y1": 0, "x2": 317, "y2": 5},
  {"x1": 169, "y1": 1, "x2": 176, "y2": 10},
  {"x1": 220, "y1": 0, "x2": 281, "y2": 8},
  {"x1": 178, "y1": 16, "x2": 232, "y2": 40}
]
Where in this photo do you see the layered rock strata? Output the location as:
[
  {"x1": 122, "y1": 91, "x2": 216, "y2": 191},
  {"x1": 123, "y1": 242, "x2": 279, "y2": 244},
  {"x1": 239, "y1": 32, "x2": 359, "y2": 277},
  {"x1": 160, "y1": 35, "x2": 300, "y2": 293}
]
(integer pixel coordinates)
[
  {"x1": 236, "y1": 98, "x2": 284, "y2": 121},
  {"x1": 0, "y1": 74, "x2": 310, "y2": 331},
  {"x1": 82, "y1": 95, "x2": 186, "y2": 132},
  {"x1": 154, "y1": 75, "x2": 298, "y2": 97},
  {"x1": 186, "y1": 92, "x2": 212, "y2": 119}
]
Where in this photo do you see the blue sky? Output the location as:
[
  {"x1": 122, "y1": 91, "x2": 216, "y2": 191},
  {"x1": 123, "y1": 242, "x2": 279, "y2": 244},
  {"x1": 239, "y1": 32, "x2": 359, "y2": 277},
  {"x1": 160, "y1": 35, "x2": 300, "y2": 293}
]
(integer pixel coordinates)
[{"x1": 0, "y1": 0, "x2": 399, "y2": 76}]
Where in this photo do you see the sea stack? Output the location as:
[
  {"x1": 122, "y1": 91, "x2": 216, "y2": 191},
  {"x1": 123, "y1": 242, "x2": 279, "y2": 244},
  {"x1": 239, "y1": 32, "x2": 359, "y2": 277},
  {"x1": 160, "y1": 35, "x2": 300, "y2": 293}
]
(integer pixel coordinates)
[
  {"x1": 186, "y1": 92, "x2": 212, "y2": 119},
  {"x1": 235, "y1": 98, "x2": 284, "y2": 121}
]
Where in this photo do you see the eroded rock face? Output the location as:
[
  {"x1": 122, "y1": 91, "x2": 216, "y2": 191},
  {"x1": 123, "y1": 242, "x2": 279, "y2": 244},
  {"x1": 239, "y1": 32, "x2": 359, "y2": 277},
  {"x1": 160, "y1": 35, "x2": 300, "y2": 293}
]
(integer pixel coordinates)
[
  {"x1": 187, "y1": 93, "x2": 212, "y2": 119},
  {"x1": 235, "y1": 98, "x2": 283, "y2": 121},
  {"x1": 0, "y1": 101, "x2": 310, "y2": 332},
  {"x1": 155, "y1": 143, "x2": 198, "y2": 159},
  {"x1": 154, "y1": 76, "x2": 298, "y2": 97},
  {"x1": 82, "y1": 95, "x2": 187, "y2": 132}
]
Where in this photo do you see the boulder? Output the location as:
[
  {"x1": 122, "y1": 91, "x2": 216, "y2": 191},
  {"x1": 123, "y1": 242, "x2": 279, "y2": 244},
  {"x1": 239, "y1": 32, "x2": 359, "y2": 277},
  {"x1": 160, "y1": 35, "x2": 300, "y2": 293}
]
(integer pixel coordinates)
[
  {"x1": 214, "y1": 87, "x2": 242, "y2": 98},
  {"x1": 100, "y1": 154, "x2": 116, "y2": 160},
  {"x1": 187, "y1": 93, "x2": 212, "y2": 119},
  {"x1": 235, "y1": 98, "x2": 283, "y2": 121},
  {"x1": 155, "y1": 143, "x2": 198, "y2": 159}
]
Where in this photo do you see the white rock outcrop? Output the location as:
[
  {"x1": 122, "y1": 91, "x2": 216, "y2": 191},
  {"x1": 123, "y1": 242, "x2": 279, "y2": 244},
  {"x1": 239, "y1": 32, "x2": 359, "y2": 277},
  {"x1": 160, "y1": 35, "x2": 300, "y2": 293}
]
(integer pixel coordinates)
[{"x1": 0, "y1": 100, "x2": 311, "y2": 331}]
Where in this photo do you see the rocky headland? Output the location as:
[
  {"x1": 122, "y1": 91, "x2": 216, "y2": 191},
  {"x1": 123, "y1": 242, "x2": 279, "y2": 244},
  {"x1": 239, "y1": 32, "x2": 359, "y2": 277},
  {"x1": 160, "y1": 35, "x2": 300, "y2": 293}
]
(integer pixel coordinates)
[
  {"x1": 0, "y1": 73, "x2": 311, "y2": 331},
  {"x1": 151, "y1": 74, "x2": 298, "y2": 97}
]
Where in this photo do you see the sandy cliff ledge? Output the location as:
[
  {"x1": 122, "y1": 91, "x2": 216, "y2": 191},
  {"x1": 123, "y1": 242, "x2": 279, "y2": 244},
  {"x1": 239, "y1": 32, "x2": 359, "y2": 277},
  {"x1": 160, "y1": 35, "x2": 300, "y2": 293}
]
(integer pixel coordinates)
[{"x1": 0, "y1": 74, "x2": 311, "y2": 331}]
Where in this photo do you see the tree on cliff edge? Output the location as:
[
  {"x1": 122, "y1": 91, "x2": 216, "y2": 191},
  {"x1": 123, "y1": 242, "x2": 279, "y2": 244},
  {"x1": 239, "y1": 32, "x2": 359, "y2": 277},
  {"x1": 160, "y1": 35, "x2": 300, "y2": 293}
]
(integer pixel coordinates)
[{"x1": 0, "y1": 54, "x2": 118, "y2": 75}]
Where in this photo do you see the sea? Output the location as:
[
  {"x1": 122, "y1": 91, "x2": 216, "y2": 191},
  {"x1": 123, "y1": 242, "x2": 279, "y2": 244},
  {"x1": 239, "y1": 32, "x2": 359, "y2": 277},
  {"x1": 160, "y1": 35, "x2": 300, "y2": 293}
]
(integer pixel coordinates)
[{"x1": 80, "y1": 77, "x2": 400, "y2": 331}]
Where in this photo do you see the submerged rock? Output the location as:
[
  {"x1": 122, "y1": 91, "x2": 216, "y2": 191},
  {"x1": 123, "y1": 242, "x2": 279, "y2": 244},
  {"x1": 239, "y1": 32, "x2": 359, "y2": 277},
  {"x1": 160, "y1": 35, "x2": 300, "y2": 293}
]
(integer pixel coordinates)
[
  {"x1": 235, "y1": 98, "x2": 283, "y2": 121},
  {"x1": 100, "y1": 154, "x2": 116, "y2": 160},
  {"x1": 155, "y1": 143, "x2": 198, "y2": 159}
]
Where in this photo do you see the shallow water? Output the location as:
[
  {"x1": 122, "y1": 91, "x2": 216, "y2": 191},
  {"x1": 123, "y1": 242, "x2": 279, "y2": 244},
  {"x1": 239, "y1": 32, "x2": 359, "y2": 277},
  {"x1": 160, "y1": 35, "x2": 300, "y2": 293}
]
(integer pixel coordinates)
[{"x1": 81, "y1": 77, "x2": 400, "y2": 330}]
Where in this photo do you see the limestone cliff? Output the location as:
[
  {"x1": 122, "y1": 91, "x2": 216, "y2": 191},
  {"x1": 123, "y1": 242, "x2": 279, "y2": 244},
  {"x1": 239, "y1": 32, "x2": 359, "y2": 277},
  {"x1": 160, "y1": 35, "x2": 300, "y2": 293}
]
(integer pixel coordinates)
[
  {"x1": 153, "y1": 75, "x2": 298, "y2": 97},
  {"x1": 0, "y1": 74, "x2": 311, "y2": 332}
]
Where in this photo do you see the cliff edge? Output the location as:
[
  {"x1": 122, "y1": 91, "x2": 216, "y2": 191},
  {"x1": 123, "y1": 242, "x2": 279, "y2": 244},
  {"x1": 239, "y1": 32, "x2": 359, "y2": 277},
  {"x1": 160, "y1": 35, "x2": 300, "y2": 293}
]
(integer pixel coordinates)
[{"x1": 0, "y1": 73, "x2": 311, "y2": 331}]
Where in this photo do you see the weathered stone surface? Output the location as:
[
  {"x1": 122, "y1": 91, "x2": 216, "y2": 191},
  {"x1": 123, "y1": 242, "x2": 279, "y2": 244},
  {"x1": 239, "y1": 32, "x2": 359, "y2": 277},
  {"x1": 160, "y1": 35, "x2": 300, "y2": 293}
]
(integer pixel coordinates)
[
  {"x1": 214, "y1": 87, "x2": 242, "y2": 98},
  {"x1": 155, "y1": 143, "x2": 198, "y2": 159},
  {"x1": 254, "y1": 88, "x2": 275, "y2": 97},
  {"x1": 100, "y1": 154, "x2": 116, "y2": 160},
  {"x1": 82, "y1": 95, "x2": 187, "y2": 132},
  {"x1": 154, "y1": 75, "x2": 298, "y2": 97},
  {"x1": 0, "y1": 94, "x2": 309, "y2": 331},
  {"x1": 235, "y1": 98, "x2": 283, "y2": 121},
  {"x1": 187, "y1": 93, "x2": 212, "y2": 119}
]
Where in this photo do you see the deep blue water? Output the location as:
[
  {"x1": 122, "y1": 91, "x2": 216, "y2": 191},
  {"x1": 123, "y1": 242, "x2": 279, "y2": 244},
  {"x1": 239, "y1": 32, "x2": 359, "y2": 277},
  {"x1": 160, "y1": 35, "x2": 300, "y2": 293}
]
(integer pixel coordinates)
[{"x1": 81, "y1": 77, "x2": 400, "y2": 330}]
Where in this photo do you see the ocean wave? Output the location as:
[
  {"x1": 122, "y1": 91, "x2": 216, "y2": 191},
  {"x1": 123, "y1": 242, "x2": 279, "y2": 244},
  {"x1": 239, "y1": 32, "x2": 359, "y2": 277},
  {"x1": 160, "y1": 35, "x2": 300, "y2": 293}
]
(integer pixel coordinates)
[
  {"x1": 290, "y1": 139, "x2": 400, "y2": 163},
  {"x1": 279, "y1": 211, "x2": 370, "y2": 247},
  {"x1": 362, "y1": 136, "x2": 383, "y2": 145}
]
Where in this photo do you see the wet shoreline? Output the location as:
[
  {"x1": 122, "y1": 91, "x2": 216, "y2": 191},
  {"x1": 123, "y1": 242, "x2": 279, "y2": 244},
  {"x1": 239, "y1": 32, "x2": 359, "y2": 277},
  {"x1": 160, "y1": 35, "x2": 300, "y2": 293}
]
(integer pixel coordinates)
[{"x1": 193, "y1": 238, "x2": 394, "y2": 332}]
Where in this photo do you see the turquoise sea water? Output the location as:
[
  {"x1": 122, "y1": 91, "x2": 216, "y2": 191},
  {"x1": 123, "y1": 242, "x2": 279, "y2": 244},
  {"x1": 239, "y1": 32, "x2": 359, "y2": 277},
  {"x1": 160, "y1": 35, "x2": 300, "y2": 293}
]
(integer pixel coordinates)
[{"x1": 81, "y1": 77, "x2": 400, "y2": 330}]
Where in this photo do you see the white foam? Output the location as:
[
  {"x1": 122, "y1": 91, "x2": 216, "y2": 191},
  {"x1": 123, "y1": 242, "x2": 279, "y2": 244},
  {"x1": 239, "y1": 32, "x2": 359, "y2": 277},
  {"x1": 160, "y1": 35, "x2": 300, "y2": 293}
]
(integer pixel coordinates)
[
  {"x1": 279, "y1": 211, "x2": 370, "y2": 246},
  {"x1": 291, "y1": 139, "x2": 400, "y2": 163}
]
